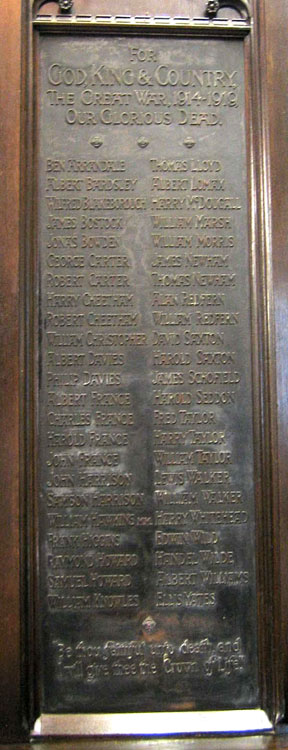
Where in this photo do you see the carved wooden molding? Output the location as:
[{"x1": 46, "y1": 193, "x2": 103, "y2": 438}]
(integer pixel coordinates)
[{"x1": 205, "y1": 0, "x2": 251, "y2": 21}]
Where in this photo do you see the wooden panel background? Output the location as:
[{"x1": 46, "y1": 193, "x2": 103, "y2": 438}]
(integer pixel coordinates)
[
  {"x1": 0, "y1": 0, "x2": 287, "y2": 742},
  {"x1": 0, "y1": 0, "x2": 22, "y2": 741}
]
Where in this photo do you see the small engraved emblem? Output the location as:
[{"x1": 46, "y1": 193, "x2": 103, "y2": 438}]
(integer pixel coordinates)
[
  {"x1": 184, "y1": 138, "x2": 195, "y2": 149},
  {"x1": 90, "y1": 136, "x2": 103, "y2": 148},
  {"x1": 142, "y1": 615, "x2": 156, "y2": 633},
  {"x1": 137, "y1": 137, "x2": 149, "y2": 148},
  {"x1": 58, "y1": 0, "x2": 73, "y2": 12}
]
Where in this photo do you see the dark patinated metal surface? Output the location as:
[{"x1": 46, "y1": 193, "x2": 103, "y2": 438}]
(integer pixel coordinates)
[{"x1": 37, "y1": 32, "x2": 258, "y2": 715}]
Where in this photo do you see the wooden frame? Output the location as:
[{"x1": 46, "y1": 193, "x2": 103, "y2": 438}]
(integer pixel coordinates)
[{"x1": 0, "y1": 0, "x2": 287, "y2": 743}]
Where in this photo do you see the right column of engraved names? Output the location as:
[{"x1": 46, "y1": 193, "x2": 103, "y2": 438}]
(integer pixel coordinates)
[{"x1": 149, "y1": 155, "x2": 252, "y2": 615}]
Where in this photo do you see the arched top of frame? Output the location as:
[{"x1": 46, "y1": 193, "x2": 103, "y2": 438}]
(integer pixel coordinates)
[
  {"x1": 32, "y1": 0, "x2": 252, "y2": 34},
  {"x1": 205, "y1": 0, "x2": 251, "y2": 21}
]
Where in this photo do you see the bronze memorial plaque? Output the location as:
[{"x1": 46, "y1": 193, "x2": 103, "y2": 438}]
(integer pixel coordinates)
[{"x1": 35, "y1": 26, "x2": 267, "y2": 732}]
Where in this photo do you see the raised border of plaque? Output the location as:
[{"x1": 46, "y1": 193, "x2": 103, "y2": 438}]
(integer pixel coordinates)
[{"x1": 19, "y1": 0, "x2": 282, "y2": 738}]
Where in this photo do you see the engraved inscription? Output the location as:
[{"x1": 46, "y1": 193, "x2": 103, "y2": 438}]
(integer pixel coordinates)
[{"x1": 37, "y1": 34, "x2": 258, "y2": 714}]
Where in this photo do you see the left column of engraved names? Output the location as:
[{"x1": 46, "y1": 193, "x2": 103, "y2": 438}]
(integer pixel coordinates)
[{"x1": 41, "y1": 156, "x2": 149, "y2": 613}]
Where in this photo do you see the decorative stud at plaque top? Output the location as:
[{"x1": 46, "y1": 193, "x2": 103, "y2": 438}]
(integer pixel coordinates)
[
  {"x1": 58, "y1": 0, "x2": 73, "y2": 12},
  {"x1": 205, "y1": 0, "x2": 251, "y2": 20},
  {"x1": 206, "y1": 0, "x2": 220, "y2": 16}
]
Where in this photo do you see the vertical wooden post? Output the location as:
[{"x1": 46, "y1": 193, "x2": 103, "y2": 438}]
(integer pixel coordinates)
[{"x1": 0, "y1": 0, "x2": 26, "y2": 741}]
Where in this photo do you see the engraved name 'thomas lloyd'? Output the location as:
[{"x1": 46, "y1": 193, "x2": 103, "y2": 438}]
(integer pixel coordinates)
[{"x1": 37, "y1": 32, "x2": 259, "y2": 715}]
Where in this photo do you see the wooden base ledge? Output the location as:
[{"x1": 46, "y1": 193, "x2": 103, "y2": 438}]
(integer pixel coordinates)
[
  {"x1": 2, "y1": 729, "x2": 288, "y2": 750},
  {"x1": 32, "y1": 709, "x2": 272, "y2": 737}
]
